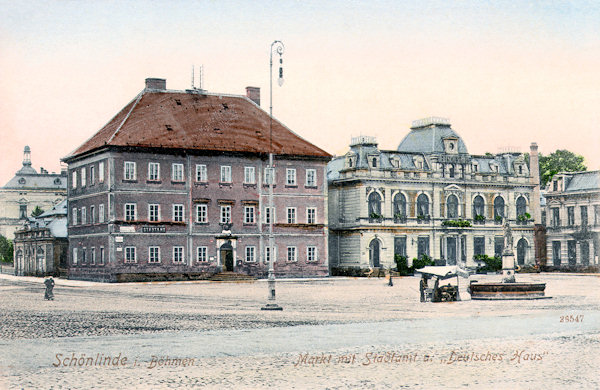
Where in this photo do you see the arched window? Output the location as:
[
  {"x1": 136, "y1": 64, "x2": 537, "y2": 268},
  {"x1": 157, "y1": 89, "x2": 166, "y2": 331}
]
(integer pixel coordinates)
[
  {"x1": 494, "y1": 197, "x2": 505, "y2": 218},
  {"x1": 516, "y1": 196, "x2": 527, "y2": 217},
  {"x1": 517, "y1": 238, "x2": 527, "y2": 265},
  {"x1": 369, "y1": 239, "x2": 380, "y2": 267},
  {"x1": 417, "y1": 194, "x2": 429, "y2": 217},
  {"x1": 473, "y1": 195, "x2": 485, "y2": 218},
  {"x1": 372, "y1": 158, "x2": 377, "y2": 168},
  {"x1": 393, "y1": 193, "x2": 406, "y2": 218},
  {"x1": 449, "y1": 164, "x2": 455, "y2": 178},
  {"x1": 447, "y1": 195, "x2": 458, "y2": 219},
  {"x1": 368, "y1": 192, "x2": 382, "y2": 217}
]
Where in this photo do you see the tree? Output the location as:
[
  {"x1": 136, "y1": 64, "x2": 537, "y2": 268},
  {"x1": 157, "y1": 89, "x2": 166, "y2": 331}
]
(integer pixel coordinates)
[
  {"x1": 31, "y1": 206, "x2": 45, "y2": 217},
  {"x1": 0, "y1": 235, "x2": 13, "y2": 263},
  {"x1": 539, "y1": 150, "x2": 586, "y2": 187}
]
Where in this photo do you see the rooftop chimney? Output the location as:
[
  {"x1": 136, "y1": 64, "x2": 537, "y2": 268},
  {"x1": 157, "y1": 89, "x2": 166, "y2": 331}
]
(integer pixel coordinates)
[
  {"x1": 246, "y1": 86, "x2": 260, "y2": 106},
  {"x1": 145, "y1": 78, "x2": 166, "y2": 90},
  {"x1": 529, "y1": 142, "x2": 542, "y2": 224}
]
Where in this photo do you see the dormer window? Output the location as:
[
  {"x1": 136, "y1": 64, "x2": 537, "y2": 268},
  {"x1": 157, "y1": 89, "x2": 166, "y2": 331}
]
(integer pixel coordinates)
[
  {"x1": 472, "y1": 162, "x2": 479, "y2": 173},
  {"x1": 368, "y1": 154, "x2": 380, "y2": 169},
  {"x1": 443, "y1": 137, "x2": 459, "y2": 154},
  {"x1": 372, "y1": 158, "x2": 377, "y2": 168}
]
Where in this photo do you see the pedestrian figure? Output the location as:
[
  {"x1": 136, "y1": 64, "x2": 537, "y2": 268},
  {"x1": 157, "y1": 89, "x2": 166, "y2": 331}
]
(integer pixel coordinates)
[
  {"x1": 420, "y1": 275, "x2": 429, "y2": 302},
  {"x1": 44, "y1": 277, "x2": 55, "y2": 300}
]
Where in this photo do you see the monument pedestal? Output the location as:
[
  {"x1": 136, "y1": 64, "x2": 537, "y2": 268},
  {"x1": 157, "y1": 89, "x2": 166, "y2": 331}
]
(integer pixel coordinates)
[{"x1": 501, "y1": 253, "x2": 516, "y2": 283}]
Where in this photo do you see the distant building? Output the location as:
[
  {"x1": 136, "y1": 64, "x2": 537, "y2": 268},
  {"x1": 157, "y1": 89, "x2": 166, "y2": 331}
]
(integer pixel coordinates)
[
  {"x1": 0, "y1": 146, "x2": 67, "y2": 239},
  {"x1": 62, "y1": 78, "x2": 330, "y2": 282},
  {"x1": 544, "y1": 171, "x2": 600, "y2": 269},
  {"x1": 327, "y1": 117, "x2": 540, "y2": 271},
  {"x1": 13, "y1": 200, "x2": 68, "y2": 276}
]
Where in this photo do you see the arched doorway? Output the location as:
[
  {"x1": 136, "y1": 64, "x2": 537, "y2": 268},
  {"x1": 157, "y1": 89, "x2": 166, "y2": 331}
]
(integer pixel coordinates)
[
  {"x1": 517, "y1": 238, "x2": 527, "y2": 265},
  {"x1": 369, "y1": 239, "x2": 380, "y2": 267},
  {"x1": 220, "y1": 241, "x2": 234, "y2": 272}
]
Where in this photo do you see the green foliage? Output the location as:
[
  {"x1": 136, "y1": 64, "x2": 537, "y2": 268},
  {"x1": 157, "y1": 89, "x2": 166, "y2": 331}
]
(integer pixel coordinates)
[
  {"x1": 474, "y1": 214, "x2": 486, "y2": 222},
  {"x1": 494, "y1": 215, "x2": 502, "y2": 221},
  {"x1": 0, "y1": 235, "x2": 13, "y2": 263},
  {"x1": 412, "y1": 254, "x2": 435, "y2": 270},
  {"x1": 369, "y1": 212, "x2": 382, "y2": 219},
  {"x1": 394, "y1": 254, "x2": 411, "y2": 276},
  {"x1": 442, "y1": 219, "x2": 471, "y2": 227},
  {"x1": 475, "y1": 254, "x2": 502, "y2": 273},
  {"x1": 539, "y1": 150, "x2": 587, "y2": 187},
  {"x1": 517, "y1": 212, "x2": 532, "y2": 222},
  {"x1": 31, "y1": 206, "x2": 45, "y2": 217}
]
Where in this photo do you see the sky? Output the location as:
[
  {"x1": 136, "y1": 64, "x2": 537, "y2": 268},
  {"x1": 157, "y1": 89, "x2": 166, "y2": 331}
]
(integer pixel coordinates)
[{"x1": 1, "y1": 0, "x2": 599, "y2": 184}]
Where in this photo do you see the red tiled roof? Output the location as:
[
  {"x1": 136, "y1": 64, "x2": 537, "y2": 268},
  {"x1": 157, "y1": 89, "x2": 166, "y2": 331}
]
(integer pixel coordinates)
[{"x1": 65, "y1": 90, "x2": 330, "y2": 160}]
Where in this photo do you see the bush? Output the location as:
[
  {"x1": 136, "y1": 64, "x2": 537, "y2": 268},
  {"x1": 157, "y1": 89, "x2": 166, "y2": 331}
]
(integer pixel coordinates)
[
  {"x1": 412, "y1": 254, "x2": 435, "y2": 271},
  {"x1": 0, "y1": 235, "x2": 13, "y2": 263},
  {"x1": 474, "y1": 214, "x2": 486, "y2": 222},
  {"x1": 475, "y1": 254, "x2": 501, "y2": 273},
  {"x1": 442, "y1": 219, "x2": 471, "y2": 227},
  {"x1": 394, "y1": 254, "x2": 411, "y2": 276}
]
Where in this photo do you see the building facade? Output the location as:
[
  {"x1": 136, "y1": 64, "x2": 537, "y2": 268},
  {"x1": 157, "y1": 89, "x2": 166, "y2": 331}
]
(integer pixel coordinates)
[
  {"x1": 63, "y1": 78, "x2": 330, "y2": 282},
  {"x1": 544, "y1": 171, "x2": 600, "y2": 269},
  {"x1": 0, "y1": 147, "x2": 67, "y2": 239},
  {"x1": 327, "y1": 117, "x2": 539, "y2": 271},
  {"x1": 13, "y1": 200, "x2": 68, "y2": 276}
]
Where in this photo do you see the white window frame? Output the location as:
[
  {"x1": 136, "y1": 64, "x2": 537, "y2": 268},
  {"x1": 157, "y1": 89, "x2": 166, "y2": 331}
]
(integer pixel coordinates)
[
  {"x1": 124, "y1": 161, "x2": 136, "y2": 181},
  {"x1": 220, "y1": 205, "x2": 232, "y2": 224},
  {"x1": 90, "y1": 247, "x2": 96, "y2": 265},
  {"x1": 287, "y1": 246, "x2": 297, "y2": 262},
  {"x1": 72, "y1": 207, "x2": 77, "y2": 225},
  {"x1": 264, "y1": 207, "x2": 275, "y2": 224},
  {"x1": 196, "y1": 164, "x2": 207, "y2": 182},
  {"x1": 98, "y1": 161, "x2": 105, "y2": 182},
  {"x1": 286, "y1": 207, "x2": 297, "y2": 224},
  {"x1": 286, "y1": 168, "x2": 297, "y2": 186},
  {"x1": 125, "y1": 203, "x2": 137, "y2": 221},
  {"x1": 81, "y1": 207, "x2": 87, "y2": 225},
  {"x1": 124, "y1": 246, "x2": 137, "y2": 263},
  {"x1": 245, "y1": 246, "x2": 256, "y2": 263},
  {"x1": 220, "y1": 165, "x2": 232, "y2": 183},
  {"x1": 149, "y1": 204, "x2": 160, "y2": 222},
  {"x1": 72, "y1": 247, "x2": 78, "y2": 265},
  {"x1": 173, "y1": 246, "x2": 185, "y2": 263},
  {"x1": 99, "y1": 247, "x2": 104, "y2": 265},
  {"x1": 148, "y1": 162, "x2": 160, "y2": 181},
  {"x1": 90, "y1": 205, "x2": 95, "y2": 224},
  {"x1": 264, "y1": 167, "x2": 275, "y2": 185},
  {"x1": 98, "y1": 204, "x2": 105, "y2": 223},
  {"x1": 197, "y1": 246, "x2": 208, "y2": 262},
  {"x1": 244, "y1": 166, "x2": 256, "y2": 184},
  {"x1": 81, "y1": 168, "x2": 86, "y2": 187},
  {"x1": 244, "y1": 206, "x2": 256, "y2": 224},
  {"x1": 172, "y1": 204, "x2": 184, "y2": 222},
  {"x1": 172, "y1": 163, "x2": 184, "y2": 182},
  {"x1": 306, "y1": 169, "x2": 316, "y2": 187},
  {"x1": 265, "y1": 246, "x2": 277, "y2": 263},
  {"x1": 72, "y1": 171, "x2": 77, "y2": 189},
  {"x1": 196, "y1": 204, "x2": 208, "y2": 223},
  {"x1": 307, "y1": 207, "x2": 317, "y2": 224},
  {"x1": 307, "y1": 246, "x2": 318, "y2": 262},
  {"x1": 149, "y1": 246, "x2": 161, "y2": 263},
  {"x1": 90, "y1": 165, "x2": 95, "y2": 185}
]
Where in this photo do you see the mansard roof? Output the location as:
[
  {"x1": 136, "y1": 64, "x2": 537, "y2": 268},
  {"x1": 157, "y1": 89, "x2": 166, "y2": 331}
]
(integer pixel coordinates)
[
  {"x1": 3, "y1": 173, "x2": 66, "y2": 190},
  {"x1": 64, "y1": 88, "x2": 330, "y2": 161},
  {"x1": 397, "y1": 118, "x2": 468, "y2": 154},
  {"x1": 563, "y1": 171, "x2": 600, "y2": 192}
]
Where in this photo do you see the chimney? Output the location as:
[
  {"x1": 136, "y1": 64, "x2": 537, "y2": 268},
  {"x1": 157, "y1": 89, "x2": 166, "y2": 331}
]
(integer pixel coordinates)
[
  {"x1": 529, "y1": 142, "x2": 542, "y2": 224},
  {"x1": 145, "y1": 78, "x2": 166, "y2": 90},
  {"x1": 246, "y1": 86, "x2": 260, "y2": 106}
]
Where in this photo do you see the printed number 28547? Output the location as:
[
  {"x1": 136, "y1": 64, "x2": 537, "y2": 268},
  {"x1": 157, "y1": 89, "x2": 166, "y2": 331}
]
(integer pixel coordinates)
[{"x1": 560, "y1": 315, "x2": 583, "y2": 323}]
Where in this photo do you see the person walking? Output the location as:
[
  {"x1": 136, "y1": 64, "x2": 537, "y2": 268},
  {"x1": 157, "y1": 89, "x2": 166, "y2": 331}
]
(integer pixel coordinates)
[{"x1": 44, "y1": 277, "x2": 55, "y2": 300}]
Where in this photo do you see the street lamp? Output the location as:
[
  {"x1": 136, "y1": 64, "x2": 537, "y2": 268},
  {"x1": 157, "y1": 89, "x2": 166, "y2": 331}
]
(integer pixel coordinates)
[{"x1": 262, "y1": 40, "x2": 284, "y2": 311}]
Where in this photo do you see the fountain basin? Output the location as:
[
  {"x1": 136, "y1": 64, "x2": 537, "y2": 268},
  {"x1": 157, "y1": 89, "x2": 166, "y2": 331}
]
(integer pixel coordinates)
[{"x1": 469, "y1": 282, "x2": 549, "y2": 300}]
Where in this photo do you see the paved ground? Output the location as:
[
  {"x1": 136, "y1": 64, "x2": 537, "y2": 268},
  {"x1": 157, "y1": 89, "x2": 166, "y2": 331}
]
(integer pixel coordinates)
[{"x1": 0, "y1": 273, "x2": 598, "y2": 389}]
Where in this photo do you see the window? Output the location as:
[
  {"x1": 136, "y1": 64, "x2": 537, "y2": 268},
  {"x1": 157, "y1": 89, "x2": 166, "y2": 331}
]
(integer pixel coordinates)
[
  {"x1": 417, "y1": 194, "x2": 429, "y2": 217},
  {"x1": 516, "y1": 196, "x2": 527, "y2": 217},
  {"x1": 90, "y1": 205, "x2": 95, "y2": 224},
  {"x1": 245, "y1": 246, "x2": 256, "y2": 262},
  {"x1": 220, "y1": 166, "x2": 232, "y2": 183},
  {"x1": 568, "y1": 240, "x2": 576, "y2": 266},
  {"x1": 581, "y1": 206, "x2": 588, "y2": 226},
  {"x1": 306, "y1": 169, "x2": 316, "y2": 187},
  {"x1": 90, "y1": 166, "x2": 95, "y2": 185},
  {"x1": 264, "y1": 207, "x2": 274, "y2": 224},
  {"x1": 368, "y1": 192, "x2": 382, "y2": 217},
  {"x1": 472, "y1": 163, "x2": 479, "y2": 173},
  {"x1": 19, "y1": 204, "x2": 27, "y2": 219},
  {"x1": 81, "y1": 168, "x2": 86, "y2": 186},
  {"x1": 196, "y1": 204, "x2": 207, "y2": 223},
  {"x1": 473, "y1": 195, "x2": 485, "y2": 218},
  {"x1": 447, "y1": 195, "x2": 459, "y2": 219},
  {"x1": 173, "y1": 246, "x2": 184, "y2": 263},
  {"x1": 244, "y1": 206, "x2": 255, "y2": 224},
  {"x1": 72, "y1": 208, "x2": 77, "y2": 225},
  {"x1": 90, "y1": 247, "x2": 96, "y2": 265},
  {"x1": 125, "y1": 247, "x2": 136, "y2": 263},
  {"x1": 220, "y1": 205, "x2": 231, "y2": 224},
  {"x1": 72, "y1": 248, "x2": 78, "y2": 265},
  {"x1": 494, "y1": 237, "x2": 504, "y2": 258},
  {"x1": 81, "y1": 207, "x2": 87, "y2": 224},
  {"x1": 264, "y1": 167, "x2": 275, "y2": 185},
  {"x1": 99, "y1": 204, "x2": 105, "y2": 223},
  {"x1": 286, "y1": 207, "x2": 297, "y2": 224},
  {"x1": 172, "y1": 163, "x2": 184, "y2": 182},
  {"x1": 72, "y1": 171, "x2": 77, "y2": 189},
  {"x1": 286, "y1": 168, "x2": 296, "y2": 185},
  {"x1": 149, "y1": 247, "x2": 161, "y2": 263},
  {"x1": 80, "y1": 247, "x2": 86, "y2": 264},
  {"x1": 494, "y1": 197, "x2": 504, "y2": 219},
  {"x1": 417, "y1": 237, "x2": 430, "y2": 259},
  {"x1": 287, "y1": 246, "x2": 297, "y2": 262},
  {"x1": 148, "y1": 162, "x2": 160, "y2": 181},
  {"x1": 197, "y1": 247, "x2": 208, "y2": 262},
  {"x1": 99, "y1": 162, "x2": 105, "y2": 183},
  {"x1": 567, "y1": 206, "x2": 575, "y2": 226},
  {"x1": 474, "y1": 236, "x2": 485, "y2": 257},
  {"x1": 553, "y1": 181, "x2": 558, "y2": 192},
  {"x1": 307, "y1": 208, "x2": 317, "y2": 224},
  {"x1": 125, "y1": 203, "x2": 136, "y2": 221},
  {"x1": 595, "y1": 205, "x2": 600, "y2": 226},
  {"x1": 265, "y1": 246, "x2": 277, "y2": 263},
  {"x1": 99, "y1": 247, "x2": 104, "y2": 265},
  {"x1": 124, "y1": 161, "x2": 136, "y2": 180},
  {"x1": 244, "y1": 167, "x2": 255, "y2": 184},
  {"x1": 173, "y1": 204, "x2": 184, "y2": 222},
  {"x1": 149, "y1": 204, "x2": 160, "y2": 222},
  {"x1": 196, "y1": 164, "x2": 207, "y2": 182},
  {"x1": 449, "y1": 164, "x2": 455, "y2": 178},
  {"x1": 393, "y1": 193, "x2": 407, "y2": 219},
  {"x1": 552, "y1": 208, "x2": 560, "y2": 227},
  {"x1": 552, "y1": 241, "x2": 561, "y2": 267},
  {"x1": 394, "y1": 236, "x2": 407, "y2": 258},
  {"x1": 307, "y1": 246, "x2": 317, "y2": 262}
]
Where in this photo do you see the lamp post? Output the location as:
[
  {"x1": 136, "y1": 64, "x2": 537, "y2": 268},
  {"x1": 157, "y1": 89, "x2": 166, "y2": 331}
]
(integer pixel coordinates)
[{"x1": 262, "y1": 40, "x2": 284, "y2": 311}]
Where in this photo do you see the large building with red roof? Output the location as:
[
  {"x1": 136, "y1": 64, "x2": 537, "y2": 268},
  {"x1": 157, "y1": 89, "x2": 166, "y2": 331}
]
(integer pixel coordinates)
[{"x1": 63, "y1": 78, "x2": 331, "y2": 281}]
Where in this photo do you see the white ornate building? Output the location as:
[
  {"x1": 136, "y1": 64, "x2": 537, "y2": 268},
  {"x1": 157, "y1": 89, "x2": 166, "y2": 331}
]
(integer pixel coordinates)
[{"x1": 327, "y1": 117, "x2": 540, "y2": 271}]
